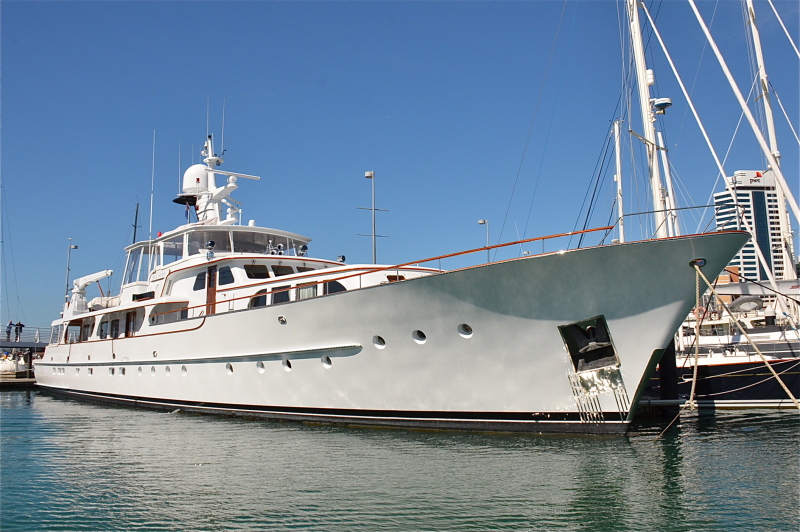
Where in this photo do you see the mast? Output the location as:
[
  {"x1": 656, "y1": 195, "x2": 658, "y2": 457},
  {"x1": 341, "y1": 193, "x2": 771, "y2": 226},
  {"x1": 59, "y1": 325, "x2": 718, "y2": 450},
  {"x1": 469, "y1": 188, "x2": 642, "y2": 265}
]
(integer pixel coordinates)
[
  {"x1": 132, "y1": 203, "x2": 140, "y2": 244},
  {"x1": 745, "y1": 0, "x2": 795, "y2": 279},
  {"x1": 626, "y1": 0, "x2": 669, "y2": 238},
  {"x1": 613, "y1": 120, "x2": 625, "y2": 243}
]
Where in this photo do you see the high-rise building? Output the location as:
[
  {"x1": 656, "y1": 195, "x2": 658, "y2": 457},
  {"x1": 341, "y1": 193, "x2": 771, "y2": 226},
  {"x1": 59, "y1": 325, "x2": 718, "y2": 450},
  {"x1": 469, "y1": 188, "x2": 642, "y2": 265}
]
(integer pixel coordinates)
[{"x1": 714, "y1": 170, "x2": 795, "y2": 282}]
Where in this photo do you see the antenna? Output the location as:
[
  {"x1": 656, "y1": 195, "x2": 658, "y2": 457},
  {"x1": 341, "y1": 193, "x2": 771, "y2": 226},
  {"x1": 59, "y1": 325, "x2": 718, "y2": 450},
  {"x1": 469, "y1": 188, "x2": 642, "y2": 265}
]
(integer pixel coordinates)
[
  {"x1": 148, "y1": 130, "x2": 156, "y2": 271},
  {"x1": 206, "y1": 96, "x2": 210, "y2": 139},
  {"x1": 221, "y1": 98, "x2": 226, "y2": 156}
]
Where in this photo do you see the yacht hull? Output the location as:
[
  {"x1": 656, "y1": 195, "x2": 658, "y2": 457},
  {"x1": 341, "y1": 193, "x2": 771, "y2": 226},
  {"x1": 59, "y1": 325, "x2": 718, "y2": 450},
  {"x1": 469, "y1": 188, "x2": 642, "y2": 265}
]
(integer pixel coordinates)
[{"x1": 37, "y1": 232, "x2": 748, "y2": 434}]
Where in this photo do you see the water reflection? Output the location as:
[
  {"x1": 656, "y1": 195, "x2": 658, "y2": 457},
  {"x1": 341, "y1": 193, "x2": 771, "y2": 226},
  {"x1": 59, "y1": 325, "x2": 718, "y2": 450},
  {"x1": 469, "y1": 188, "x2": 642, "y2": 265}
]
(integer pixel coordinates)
[{"x1": 1, "y1": 392, "x2": 797, "y2": 531}]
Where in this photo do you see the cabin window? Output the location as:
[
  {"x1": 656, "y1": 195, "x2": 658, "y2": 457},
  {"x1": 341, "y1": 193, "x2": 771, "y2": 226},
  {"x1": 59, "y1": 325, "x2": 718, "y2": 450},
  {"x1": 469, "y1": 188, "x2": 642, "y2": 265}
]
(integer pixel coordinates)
[
  {"x1": 125, "y1": 311, "x2": 137, "y2": 337},
  {"x1": 232, "y1": 232, "x2": 270, "y2": 254},
  {"x1": 296, "y1": 284, "x2": 317, "y2": 300},
  {"x1": 244, "y1": 264, "x2": 270, "y2": 279},
  {"x1": 272, "y1": 265, "x2": 294, "y2": 277},
  {"x1": 98, "y1": 321, "x2": 109, "y2": 339},
  {"x1": 387, "y1": 275, "x2": 405, "y2": 282},
  {"x1": 110, "y1": 319, "x2": 120, "y2": 339},
  {"x1": 162, "y1": 235, "x2": 184, "y2": 265},
  {"x1": 188, "y1": 231, "x2": 232, "y2": 255},
  {"x1": 218, "y1": 266, "x2": 235, "y2": 286},
  {"x1": 193, "y1": 272, "x2": 206, "y2": 291},
  {"x1": 249, "y1": 289, "x2": 268, "y2": 308},
  {"x1": 272, "y1": 286, "x2": 290, "y2": 304},
  {"x1": 81, "y1": 320, "x2": 94, "y2": 342},
  {"x1": 297, "y1": 266, "x2": 315, "y2": 273},
  {"x1": 324, "y1": 281, "x2": 347, "y2": 294}
]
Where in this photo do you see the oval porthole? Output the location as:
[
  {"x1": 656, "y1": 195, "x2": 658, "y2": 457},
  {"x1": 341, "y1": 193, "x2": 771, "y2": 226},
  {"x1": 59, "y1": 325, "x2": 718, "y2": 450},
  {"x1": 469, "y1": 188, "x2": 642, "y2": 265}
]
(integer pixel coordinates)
[
  {"x1": 256, "y1": 361, "x2": 265, "y2": 374},
  {"x1": 282, "y1": 359, "x2": 292, "y2": 372},
  {"x1": 458, "y1": 323, "x2": 473, "y2": 338},
  {"x1": 52, "y1": 367, "x2": 57, "y2": 375},
  {"x1": 88, "y1": 368, "x2": 93, "y2": 376},
  {"x1": 119, "y1": 367, "x2": 126, "y2": 376},
  {"x1": 153, "y1": 351, "x2": 158, "y2": 358},
  {"x1": 109, "y1": 367, "x2": 115, "y2": 376},
  {"x1": 226, "y1": 363, "x2": 234, "y2": 375},
  {"x1": 75, "y1": 368, "x2": 80, "y2": 376},
  {"x1": 321, "y1": 356, "x2": 332, "y2": 369},
  {"x1": 165, "y1": 366, "x2": 171, "y2": 376},
  {"x1": 150, "y1": 366, "x2": 156, "y2": 376},
  {"x1": 412, "y1": 330, "x2": 427, "y2": 344},
  {"x1": 181, "y1": 365, "x2": 188, "y2": 377},
  {"x1": 137, "y1": 366, "x2": 143, "y2": 376},
  {"x1": 373, "y1": 336, "x2": 386, "y2": 349}
]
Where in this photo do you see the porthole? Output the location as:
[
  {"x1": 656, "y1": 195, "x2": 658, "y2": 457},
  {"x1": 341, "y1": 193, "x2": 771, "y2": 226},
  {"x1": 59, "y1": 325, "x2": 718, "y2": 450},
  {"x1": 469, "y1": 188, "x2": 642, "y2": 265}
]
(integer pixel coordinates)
[
  {"x1": 119, "y1": 367, "x2": 126, "y2": 376},
  {"x1": 278, "y1": 315, "x2": 287, "y2": 325},
  {"x1": 165, "y1": 366, "x2": 171, "y2": 376},
  {"x1": 458, "y1": 323, "x2": 473, "y2": 338},
  {"x1": 412, "y1": 330, "x2": 427, "y2": 344},
  {"x1": 52, "y1": 367, "x2": 56, "y2": 375},
  {"x1": 256, "y1": 361, "x2": 265, "y2": 374},
  {"x1": 75, "y1": 368, "x2": 80, "y2": 375},
  {"x1": 153, "y1": 351, "x2": 158, "y2": 358},
  {"x1": 373, "y1": 336, "x2": 386, "y2": 349},
  {"x1": 226, "y1": 363, "x2": 234, "y2": 375},
  {"x1": 282, "y1": 359, "x2": 292, "y2": 372},
  {"x1": 150, "y1": 366, "x2": 156, "y2": 376},
  {"x1": 137, "y1": 367, "x2": 143, "y2": 376},
  {"x1": 109, "y1": 367, "x2": 115, "y2": 376},
  {"x1": 181, "y1": 365, "x2": 188, "y2": 377},
  {"x1": 321, "y1": 356, "x2": 332, "y2": 368},
  {"x1": 88, "y1": 368, "x2": 93, "y2": 376}
]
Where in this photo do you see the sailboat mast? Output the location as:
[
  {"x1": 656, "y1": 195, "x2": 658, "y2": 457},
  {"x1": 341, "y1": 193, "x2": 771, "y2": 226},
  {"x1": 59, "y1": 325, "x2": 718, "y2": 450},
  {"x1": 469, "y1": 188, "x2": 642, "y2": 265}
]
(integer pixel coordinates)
[
  {"x1": 626, "y1": 0, "x2": 669, "y2": 239},
  {"x1": 613, "y1": 120, "x2": 625, "y2": 243},
  {"x1": 746, "y1": 0, "x2": 795, "y2": 279}
]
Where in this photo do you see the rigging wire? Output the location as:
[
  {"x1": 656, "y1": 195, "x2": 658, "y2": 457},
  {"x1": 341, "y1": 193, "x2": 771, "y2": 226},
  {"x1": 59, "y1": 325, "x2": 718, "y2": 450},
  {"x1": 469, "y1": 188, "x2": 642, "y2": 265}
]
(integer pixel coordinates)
[{"x1": 495, "y1": 0, "x2": 571, "y2": 256}]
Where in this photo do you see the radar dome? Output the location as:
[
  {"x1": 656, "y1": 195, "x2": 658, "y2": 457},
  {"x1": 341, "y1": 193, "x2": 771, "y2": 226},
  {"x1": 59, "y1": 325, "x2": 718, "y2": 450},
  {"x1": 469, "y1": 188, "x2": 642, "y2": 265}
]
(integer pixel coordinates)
[{"x1": 182, "y1": 164, "x2": 209, "y2": 194}]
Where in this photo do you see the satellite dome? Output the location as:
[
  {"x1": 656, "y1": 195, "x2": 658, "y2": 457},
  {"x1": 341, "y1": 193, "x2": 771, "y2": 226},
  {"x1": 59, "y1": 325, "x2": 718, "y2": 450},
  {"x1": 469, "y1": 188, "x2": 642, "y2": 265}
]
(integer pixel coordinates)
[{"x1": 182, "y1": 164, "x2": 209, "y2": 194}]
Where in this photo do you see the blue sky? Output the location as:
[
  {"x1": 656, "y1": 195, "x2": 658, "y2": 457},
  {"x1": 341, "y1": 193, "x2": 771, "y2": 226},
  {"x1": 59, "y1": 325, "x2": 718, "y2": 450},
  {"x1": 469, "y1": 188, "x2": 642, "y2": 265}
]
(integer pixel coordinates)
[{"x1": 2, "y1": 0, "x2": 798, "y2": 328}]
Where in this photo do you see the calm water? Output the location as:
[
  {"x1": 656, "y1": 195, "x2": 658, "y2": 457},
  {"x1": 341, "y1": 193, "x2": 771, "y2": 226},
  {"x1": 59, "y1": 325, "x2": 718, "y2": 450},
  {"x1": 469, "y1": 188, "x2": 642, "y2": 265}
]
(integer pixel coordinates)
[{"x1": 1, "y1": 391, "x2": 797, "y2": 531}]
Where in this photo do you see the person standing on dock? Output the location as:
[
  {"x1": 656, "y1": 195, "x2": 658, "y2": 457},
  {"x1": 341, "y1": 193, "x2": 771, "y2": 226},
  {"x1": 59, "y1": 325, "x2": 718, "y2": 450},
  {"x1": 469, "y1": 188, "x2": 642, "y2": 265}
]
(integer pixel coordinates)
[
  {"x1": 14, "y1": 322, "x2": 25, "y2": 342},
  {"x1": 5, "y1": 321, "x2": 12, "y2": 341}
]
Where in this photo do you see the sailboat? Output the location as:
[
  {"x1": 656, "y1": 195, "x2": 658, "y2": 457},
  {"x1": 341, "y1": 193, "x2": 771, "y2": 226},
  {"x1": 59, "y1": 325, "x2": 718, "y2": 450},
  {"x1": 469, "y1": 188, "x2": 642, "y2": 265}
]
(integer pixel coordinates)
[{"x1": 615, "y1": 0, "x2": 800, "y2": 409}]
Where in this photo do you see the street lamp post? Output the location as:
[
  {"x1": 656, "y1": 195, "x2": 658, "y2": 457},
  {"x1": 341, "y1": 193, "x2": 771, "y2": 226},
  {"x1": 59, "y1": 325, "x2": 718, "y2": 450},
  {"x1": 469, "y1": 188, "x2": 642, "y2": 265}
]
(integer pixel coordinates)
[
  {"x1": 477, "y1": 219, "x2": 489, "y2": 263},
  {"x1": 64, "y1": 238, "x2": 78, "y2": 303}
]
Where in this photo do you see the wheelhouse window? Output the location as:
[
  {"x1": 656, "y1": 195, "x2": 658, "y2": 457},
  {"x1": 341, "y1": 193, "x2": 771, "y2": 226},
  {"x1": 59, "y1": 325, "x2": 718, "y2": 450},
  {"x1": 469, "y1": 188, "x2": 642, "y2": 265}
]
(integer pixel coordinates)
[
  {"x1": 272, "y1": 286, "x2": 290, "y2": 304},
  {"x1": 232, "y1": 232, "x2": 271, "y2": 254},
  {"x1": 98, "y1": 321, "x2": 109, "y2": 339},
  {"x1": 188, "y1": 231, "x2": 232, "y2": 255},
  {"x1": 272, "y1": 265, "x2": 294, "y2": 277},
  {"x1": 244, "y1": 264, "x2": 270, "y2": 279},
  {"x1": 162, "y1": 235, "x2": 184, "y2": 266},
  {"x1": 218, "y1": 266, "x2": 235, "y2": 286},
  {"x1": 124, "y1": 245, "x2": 156, "y2": 284},
  {"x1": 193, "y1": 272, "x2": 206, "y2": 291}
]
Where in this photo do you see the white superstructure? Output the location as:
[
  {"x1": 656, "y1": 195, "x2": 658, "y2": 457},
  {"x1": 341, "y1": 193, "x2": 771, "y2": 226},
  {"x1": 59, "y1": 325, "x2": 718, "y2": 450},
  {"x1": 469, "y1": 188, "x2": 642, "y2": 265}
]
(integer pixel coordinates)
[{"x1": 36, "y1": 135, "x2": 749, "y2": 434}]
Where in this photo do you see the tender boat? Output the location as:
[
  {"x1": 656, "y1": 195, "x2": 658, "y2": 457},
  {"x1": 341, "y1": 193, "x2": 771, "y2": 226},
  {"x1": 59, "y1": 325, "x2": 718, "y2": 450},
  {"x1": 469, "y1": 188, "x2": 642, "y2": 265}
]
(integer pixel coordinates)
[{"x1": 35, "y1": 135, "x2": 749, "y2": 434}]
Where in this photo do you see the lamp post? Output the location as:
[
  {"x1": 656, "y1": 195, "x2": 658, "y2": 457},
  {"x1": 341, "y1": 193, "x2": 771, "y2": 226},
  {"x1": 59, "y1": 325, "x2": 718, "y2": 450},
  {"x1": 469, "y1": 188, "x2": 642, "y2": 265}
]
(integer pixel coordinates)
[
  {"x1": 478, "y1": 219, "x2": 489, "y2": 263},
  {"x1": 65, "y1": 238, "x2": 78, "y2": 303}
]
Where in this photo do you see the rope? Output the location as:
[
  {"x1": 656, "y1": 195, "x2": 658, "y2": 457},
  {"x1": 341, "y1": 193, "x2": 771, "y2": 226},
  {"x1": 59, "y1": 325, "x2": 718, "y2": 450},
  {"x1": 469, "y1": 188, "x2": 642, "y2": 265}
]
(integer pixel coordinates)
[{"x1": 693, "y1": 263, "x2": 800, "y2": 411}]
